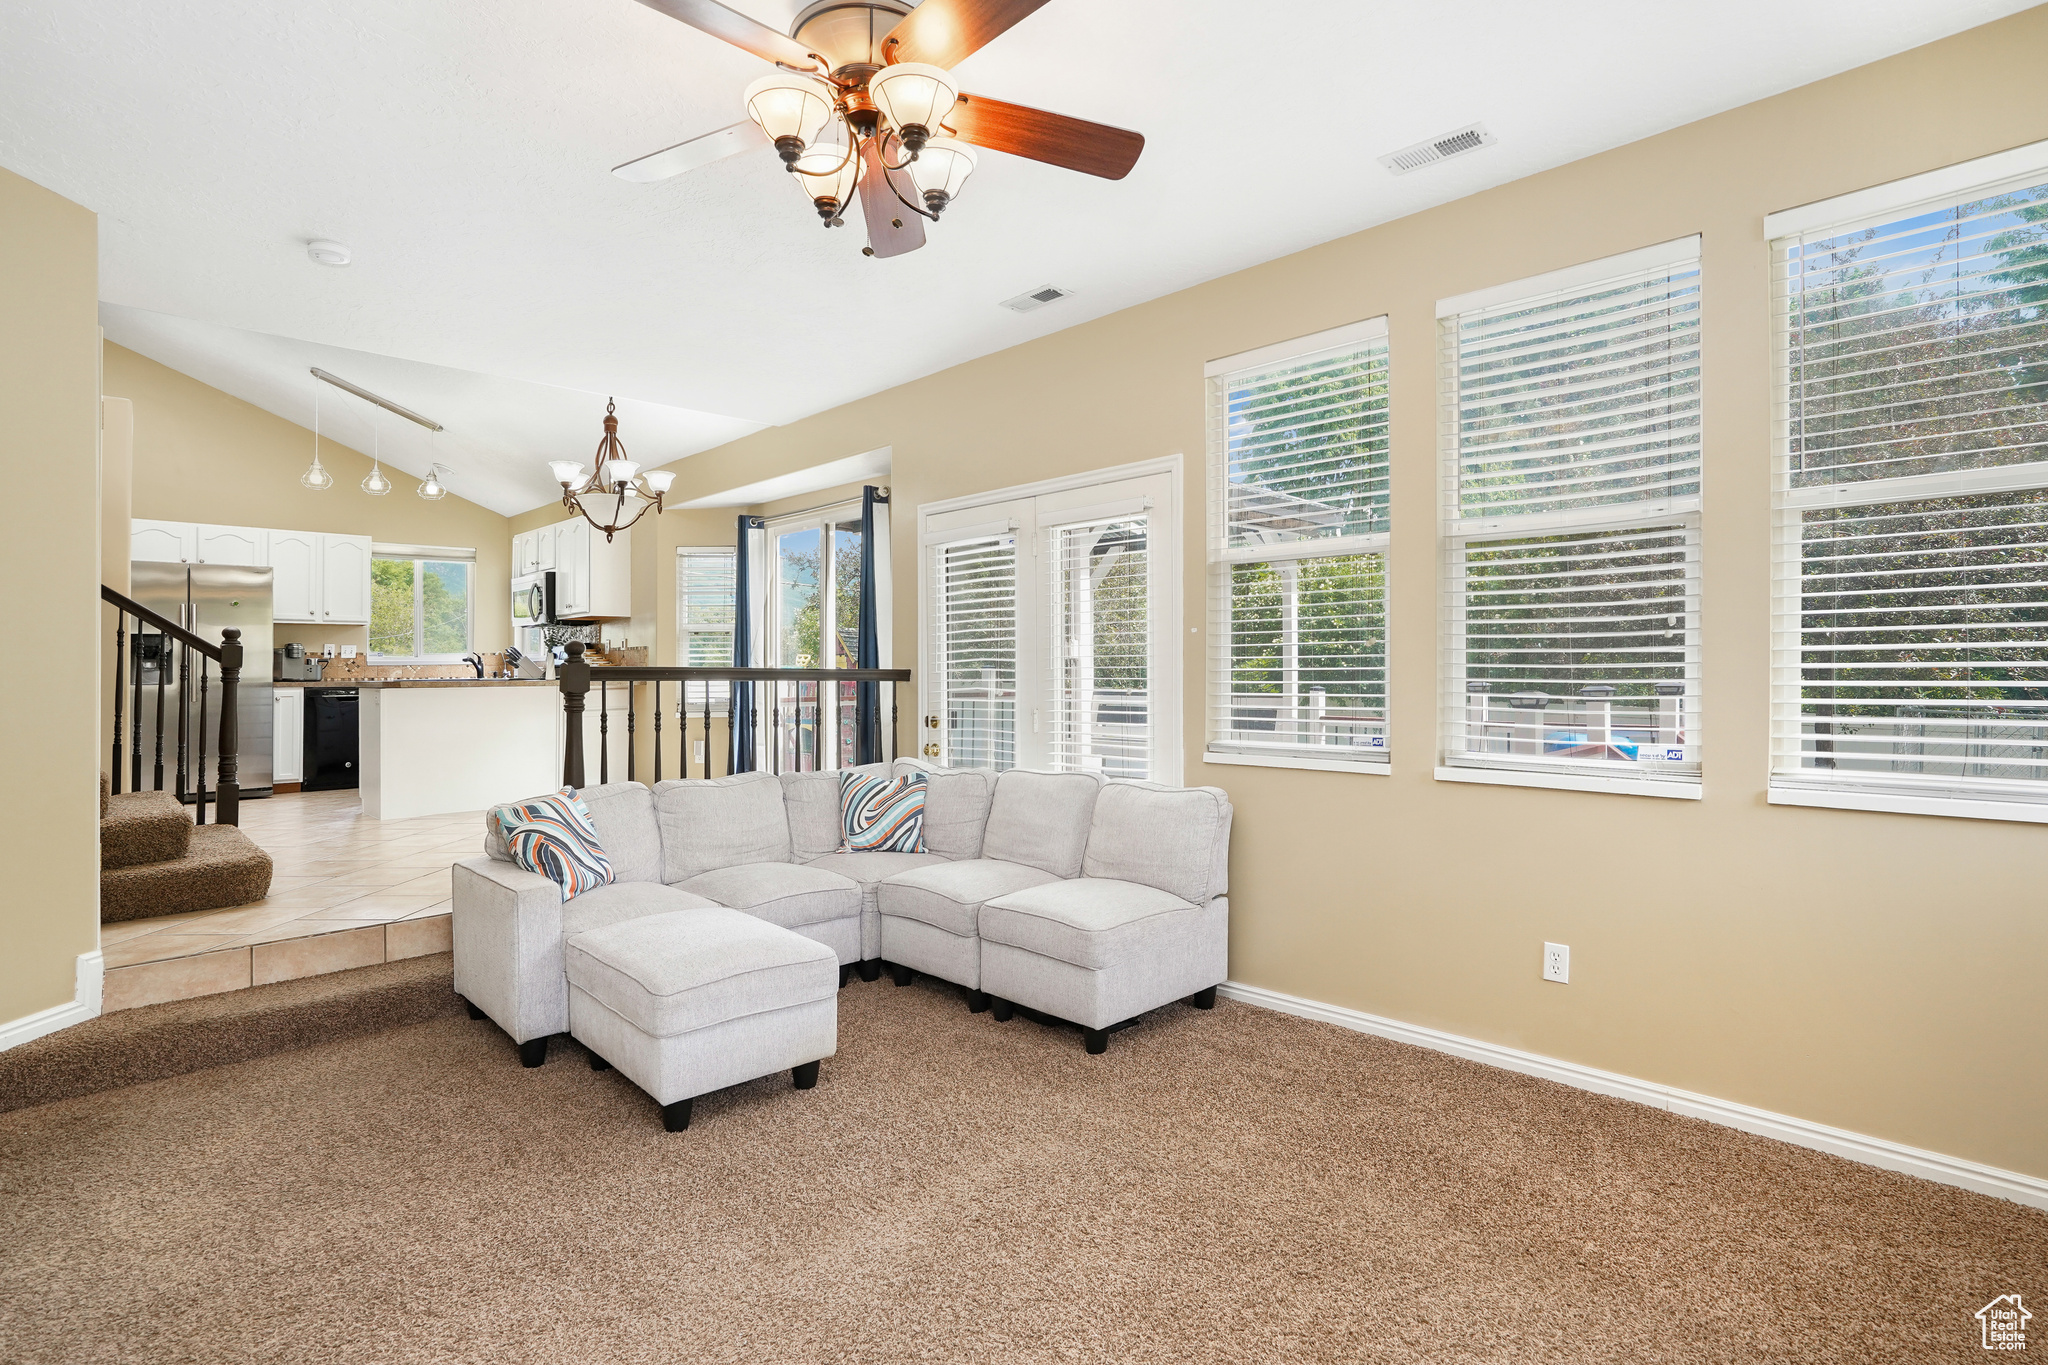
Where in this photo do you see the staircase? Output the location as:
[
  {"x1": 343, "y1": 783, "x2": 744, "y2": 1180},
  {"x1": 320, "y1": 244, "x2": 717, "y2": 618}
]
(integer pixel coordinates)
[{"x1": 99, "y1": 773, "x2": 272, "y2": 922}]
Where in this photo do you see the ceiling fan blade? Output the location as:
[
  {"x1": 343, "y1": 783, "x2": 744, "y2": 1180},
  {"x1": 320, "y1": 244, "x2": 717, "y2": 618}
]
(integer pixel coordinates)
[
  {"x1": 630, "y1": 0, "x2": 823, "y2": 70},
  {"x1": 857, "y1": 140, "x2": 926, "y2": 259},
  {"x1": 612, "y1": 120, "x2": 768, "y2": 183},
  {"x1": 879, "y1": 0, "x2": 1052, "y2": 69},
  {"x1": 943, "y1": 94, "x2": 1144, "y2": 180}
]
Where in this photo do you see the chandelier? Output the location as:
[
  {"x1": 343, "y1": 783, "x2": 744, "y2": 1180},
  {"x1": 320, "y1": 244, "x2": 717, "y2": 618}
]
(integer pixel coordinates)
[{"x1": 549, "y1": 399, "x2": 674, "y2": 541}]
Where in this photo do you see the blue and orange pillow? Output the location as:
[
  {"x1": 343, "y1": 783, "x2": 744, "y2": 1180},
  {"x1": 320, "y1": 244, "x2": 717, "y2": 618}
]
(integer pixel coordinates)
[
  {"x1": 495, "y1": 788, "x2": 615, "y2": 901},
  {"x1": 841, "y1": 770, "x2": 928, "y2": 853}
]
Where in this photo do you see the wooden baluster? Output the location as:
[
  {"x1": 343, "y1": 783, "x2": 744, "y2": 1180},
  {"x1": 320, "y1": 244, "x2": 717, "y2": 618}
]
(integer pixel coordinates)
[
  {"x1": 110, "y1": 614, "x2": 126, "y2": 795},
  {"x1": 890, "y1": 681, "x2": 898, "y2": 762},
  {"x1": 131, "y1": 627, "x2": 145, "y2": 793},
  {"x1": 652, "y1": 679, "x2": 663, "y2": 783},
  {"x1": 216, "y1": 627, "x2": 241, "y2": 827},
  {"x1": 626, "y1": 682, "x2": 637, "y2": 783},
  {"x1": 599, "y1": 680, "x2": 609, "y2": 785},
  {"x1": 702, "y1": 685, "x2": 711, "y2": 781},
  {"x1": 195, "y1": 656, "x2": 209, "y2": 826},
  {"x1": 169, "y1": 640, "x2": 183, "y2": 797}
]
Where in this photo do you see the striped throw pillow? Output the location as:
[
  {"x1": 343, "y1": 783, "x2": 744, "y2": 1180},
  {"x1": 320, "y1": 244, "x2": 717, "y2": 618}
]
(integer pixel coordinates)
[
  {"x1": 841, "y1": 770, "x2": 928, "y2": 853},
  {"x1": 495, "y1": 788, "x2": 616, "y2": 902}
]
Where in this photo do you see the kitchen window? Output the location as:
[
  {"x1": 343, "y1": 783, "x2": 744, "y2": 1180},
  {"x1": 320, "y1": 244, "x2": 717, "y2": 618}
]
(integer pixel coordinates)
[
  {"x1": 920, "y1": 459, "x2": 1182, "y2": 782},
  {"x1": 369, "y1": 544, "x2": 474, "y2": 662},
  {"x1": 1437, "y1": 237, "x2": 1704, "y2": 798},
  {"x1": 1205, "y1": 317, "x2": 1391, "y2": 773},
  {"x1": 1767, "y1": 146, "x2": 2048, "y2": 822}
]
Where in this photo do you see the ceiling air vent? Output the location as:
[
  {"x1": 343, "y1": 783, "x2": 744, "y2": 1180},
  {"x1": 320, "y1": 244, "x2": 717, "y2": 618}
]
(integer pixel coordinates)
[
  {"x1": 1001, "y1": 284, "x2": 1075, "y2": 313},
  {"x1": 1377, "y1": 122, "x2": 1497, "y2": 176}
]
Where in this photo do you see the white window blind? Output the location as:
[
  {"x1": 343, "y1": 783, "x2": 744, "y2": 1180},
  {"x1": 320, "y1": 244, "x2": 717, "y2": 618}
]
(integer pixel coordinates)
[
  {"x1": 1439, "y1": 238, "x2": 1703, "y2": 784},
  {"x1": 1050, "y1": 515, "x2": 1152, "y2": 777},
  {"x1": 1770, "y1": 158, "x2": 2048, "y2": 805},
  {"x1": 1205, "y1": 318, "x2": 1391, "y2": 767},
  {"x1": 934, "y1": 533, "x2": 1019, "y2": 772},
  {"x1": 677, "y1": 543, "x2": 736, "y2": 670}
]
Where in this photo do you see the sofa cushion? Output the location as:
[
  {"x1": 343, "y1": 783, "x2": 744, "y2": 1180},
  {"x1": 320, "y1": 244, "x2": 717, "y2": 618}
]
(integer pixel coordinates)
[
  {"x1": 841, "y1": 769, "x2": 928, "y2": 852},
  {"x1": 1081, "y1": 782, "x2": 1234, "y2": 904},
  {"x1": 877, "y1": 858, "x2": 1061, "y2": 937},
  {"x1": 979, "y1": 877, "x2": 1199, "y2": 971},
  {"x1": 653, "y1": 771, "x2": 791, "y2": 881},
  {"x1": 494, "y1": 790, "x2": 615, "y2": 902},
  {"x1": 781, "y1": 764, "x2": 889, "y2": 862},
  {"x1": 673, "y1": 862, "x2": 861, "y2": 932},
  {"x1": 895, "y1": 761, "x2": 995, "y2": 860},
  {"x1": 978, "y1": 770, "x2": 1103, "y2": 878},
  {"x1": 561, "y1": 881, "x2": 721, "y2": 937},
  {"x1": 565, "y1": 907, "x2": 837, "y2": 1039}
]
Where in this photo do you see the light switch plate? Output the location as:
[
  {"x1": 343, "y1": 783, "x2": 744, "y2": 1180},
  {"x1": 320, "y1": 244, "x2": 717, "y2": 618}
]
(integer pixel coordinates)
[{"x1": 340, "y1": 645, "x2": 357, "y2": 659}]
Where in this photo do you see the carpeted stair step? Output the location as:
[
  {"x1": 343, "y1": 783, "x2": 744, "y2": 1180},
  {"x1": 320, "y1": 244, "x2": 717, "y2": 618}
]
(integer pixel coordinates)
[
  {"x1": 100, "y1": 790, "x2": 194, "y2": 870},
  {"x1": 0, "y1": 952, "x2": 460, "y2": 1114},
  {"x1": 100, "y1": 823, "x2": 273, "y2": 923}
]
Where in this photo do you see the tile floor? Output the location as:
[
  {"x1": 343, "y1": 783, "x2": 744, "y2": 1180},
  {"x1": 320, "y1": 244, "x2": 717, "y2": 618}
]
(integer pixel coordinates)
[{"x1": 101, "y1": 790, "x2": 479, "y2": 1012}]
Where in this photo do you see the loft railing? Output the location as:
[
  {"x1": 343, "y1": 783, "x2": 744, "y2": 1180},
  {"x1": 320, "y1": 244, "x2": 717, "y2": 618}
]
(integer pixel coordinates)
[
  {"x1": 556, "y1": 641, "x2": 911, "y2": 789},
  {"x1": 102, "y1": 584, "x2": 246, "y2": 826}
]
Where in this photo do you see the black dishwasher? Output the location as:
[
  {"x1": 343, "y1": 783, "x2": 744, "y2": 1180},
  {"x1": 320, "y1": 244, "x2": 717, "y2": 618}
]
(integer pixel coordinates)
[{"x1": 303, "y1": 687, "x2": 361, "y2": 791}]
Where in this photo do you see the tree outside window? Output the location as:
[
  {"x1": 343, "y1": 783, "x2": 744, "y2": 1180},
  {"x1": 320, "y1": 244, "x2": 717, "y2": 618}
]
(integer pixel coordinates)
[{"x1": 371, "y1": 557, "x2": 472, "y2": 659}]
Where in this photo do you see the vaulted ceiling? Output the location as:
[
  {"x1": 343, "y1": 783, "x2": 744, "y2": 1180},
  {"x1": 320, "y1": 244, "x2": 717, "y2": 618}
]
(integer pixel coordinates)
[{"x1": 1, "y1": 0, "x2": 2029, "y2": 513}]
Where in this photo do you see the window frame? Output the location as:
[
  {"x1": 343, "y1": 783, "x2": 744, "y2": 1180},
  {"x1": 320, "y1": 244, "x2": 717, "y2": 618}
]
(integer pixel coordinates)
[
  {"x1": 367, "y1": 544, "x2": 475, "y2": 664},
  {"x1": 675, "y1": 545, "x2": 738, "y2": 704},
  {"x1": 1766, "y1": 144, "x2": 2048, "y2": 823},
  {"x1": 1436, "y1": 237, "x2": 1706, "y2": 797},
  {"x1": 1203, "y1": 316, "x2": 1393, "y2": 775}
]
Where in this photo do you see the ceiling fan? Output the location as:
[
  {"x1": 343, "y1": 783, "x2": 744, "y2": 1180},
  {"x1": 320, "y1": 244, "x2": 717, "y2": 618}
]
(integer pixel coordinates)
[{"x1": 613, "y1": 0, "x2": 1145, "y2": 258}]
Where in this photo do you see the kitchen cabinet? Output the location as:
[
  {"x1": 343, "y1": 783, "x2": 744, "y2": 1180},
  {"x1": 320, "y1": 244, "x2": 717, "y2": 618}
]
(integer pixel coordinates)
[
  {"x1": 534, "y1": 523, "x2": 557, "y2": 572},
  {"x1": 273, "y1": 688, "x2": 305, "y2": 784},
  {"x1": 513, "y1": 524, "x2": 559, "y2": 578},
  {"x1": 554, "y1": 518, "x2": 590, "y2": 616},
  {"x1": 132, "y1": 520, "x2": 372, "y2": 625},
  {"x1": 132, "y1": 519, "x2": 196, "y2": 563},
  {"x1": 195, "y1": 524, "x2": 266, "y2": 565},
  {"x1": 543, "y1": 516, "x2": 630, "y2": 618},
  {"x1": 512, "y1": 529, "x2": 535, "y2": 576}
]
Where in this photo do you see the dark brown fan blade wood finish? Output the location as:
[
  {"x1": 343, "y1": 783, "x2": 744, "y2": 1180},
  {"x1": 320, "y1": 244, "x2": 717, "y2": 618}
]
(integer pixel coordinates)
[
  {"x1": 943, "y1": 94, "x2": 1144, "y2": 180},
  {"x1": 879, "y1": 0, "x2": 1052, "y2": 69},
  {"x1": 632, "y1": 0, "x2": 823, "y2": 71},
  {"x1": 857, "y1": 140, "x2": 927, "y2": 258}
]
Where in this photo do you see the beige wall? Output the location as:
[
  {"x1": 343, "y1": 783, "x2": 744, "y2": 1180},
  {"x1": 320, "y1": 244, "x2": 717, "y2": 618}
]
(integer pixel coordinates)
[
  {"x1": 107, "y1": 343, "x2": 514, "y2": 655},
  {"x1": 0, "y1": 168, "x2": 101, "y2": 1026},
  {"x1": 551, "y1": 9, "x2": 2048, "y2": 1177}
]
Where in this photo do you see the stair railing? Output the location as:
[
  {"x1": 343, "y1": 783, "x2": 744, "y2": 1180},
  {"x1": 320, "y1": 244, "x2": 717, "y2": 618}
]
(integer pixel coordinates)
[
  {"x1": 103, "y1": 584, "x2": 244, "y2": 826},
  {"x1": 555, "y1": 641, "x2": 912, "y2": 789}
]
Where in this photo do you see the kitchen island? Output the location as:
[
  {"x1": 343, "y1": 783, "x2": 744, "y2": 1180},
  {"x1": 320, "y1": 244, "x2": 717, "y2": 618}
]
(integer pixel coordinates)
[{"x1": 354, "y1": 679, "x2": 564, "y2": 821}]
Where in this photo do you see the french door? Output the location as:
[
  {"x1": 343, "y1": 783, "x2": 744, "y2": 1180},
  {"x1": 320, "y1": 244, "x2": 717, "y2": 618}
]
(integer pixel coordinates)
[{"x1": 921, "y1": 466, "x2": 1180, "y2": 781}]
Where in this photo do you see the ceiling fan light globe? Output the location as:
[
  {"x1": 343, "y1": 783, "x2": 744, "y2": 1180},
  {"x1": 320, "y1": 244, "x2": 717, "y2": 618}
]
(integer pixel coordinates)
[
  {"x1": 907, "y1": 136, "x2": 976, "y2": 204},
  {"x1": 793, "y1": 144, "x2": 861, "y2": 214},
  {"x1": 867, "y1": 62, "x2": 958, "y2": 142},
  {"x1": 744, "y1": 73, "x2": 835, "y2": 152}
]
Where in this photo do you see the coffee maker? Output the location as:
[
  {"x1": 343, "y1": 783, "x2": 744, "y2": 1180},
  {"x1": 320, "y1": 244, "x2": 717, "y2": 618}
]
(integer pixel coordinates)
[{"x1": 274, "y1": 643, "x2": 324, "y2": 681}]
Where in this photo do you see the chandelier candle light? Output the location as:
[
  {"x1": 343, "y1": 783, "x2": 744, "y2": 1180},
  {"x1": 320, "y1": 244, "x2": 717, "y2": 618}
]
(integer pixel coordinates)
[{"x1": 551, "y1": 399, "x2": 674, "y2": 541}]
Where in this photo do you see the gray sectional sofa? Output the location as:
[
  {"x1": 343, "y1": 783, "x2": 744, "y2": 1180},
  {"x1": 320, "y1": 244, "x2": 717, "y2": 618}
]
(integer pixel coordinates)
[{"x1": 451, "y1": 761, "x2": 1231, "y2": 1123}]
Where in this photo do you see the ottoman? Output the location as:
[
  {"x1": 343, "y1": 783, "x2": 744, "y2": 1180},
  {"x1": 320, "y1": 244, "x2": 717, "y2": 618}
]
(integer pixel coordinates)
[{"x1": 565, "y1": 907, "x2": 839, "y2": 1131}]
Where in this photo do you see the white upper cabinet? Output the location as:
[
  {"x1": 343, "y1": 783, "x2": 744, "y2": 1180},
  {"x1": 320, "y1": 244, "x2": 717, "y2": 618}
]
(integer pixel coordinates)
[
  {"x1": 269, "y1": 529, "x2": 321, "y2": 622},
  {"x1": 534, "y1": 523, "x2": 557, "y2": 572},
  {"x1": 554, "y1": 518, "x2": 590, "y2": 616},
  {"x1": 195, "y1": 524, "x2": 266, "y2": 566},
  {"x1": 132, "y1": 519, "x2": 196, "y2": 563},
  {"x1": 320, "y1": 534, "x2": 373, "y2": 624}
]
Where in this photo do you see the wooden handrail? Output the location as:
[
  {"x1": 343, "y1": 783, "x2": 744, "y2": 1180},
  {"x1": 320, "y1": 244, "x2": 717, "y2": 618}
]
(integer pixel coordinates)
[
  {"x1": 101, "y1": 584, "x2": 222, "y2": 660},
  {"x1": 578, "y1": 666, "x2": 913, "y2": 683}
]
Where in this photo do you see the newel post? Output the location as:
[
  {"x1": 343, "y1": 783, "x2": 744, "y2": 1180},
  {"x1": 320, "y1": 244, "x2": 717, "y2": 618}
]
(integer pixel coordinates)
[
  {"x1": 560, "y1": 642, "x2": 590, "y2": 790},
  {"x1": 216, "y1": 627, "x2": 242, "y2": 826}
]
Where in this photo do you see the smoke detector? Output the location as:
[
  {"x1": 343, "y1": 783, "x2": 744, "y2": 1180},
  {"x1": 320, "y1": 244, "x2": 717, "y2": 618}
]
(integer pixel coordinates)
[
  {"x1": 306, "y1": 239, "x2": 352, "y2": 267},
  {"x1": 1378, "y1": 123, "x2": 1497, "y2": 176},
  {"x1": 1001, "y1": 284, "x2": 1074, "y2": 313}
]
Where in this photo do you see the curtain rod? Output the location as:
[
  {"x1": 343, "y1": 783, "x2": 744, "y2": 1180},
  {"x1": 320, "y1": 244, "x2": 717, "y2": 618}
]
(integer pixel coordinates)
[
  {"x1": 759, "y1": 488, "x2": 889, "y2": 525},
  {"x1": 311, "y1": 368, "x2": 444, "y2": 432}
]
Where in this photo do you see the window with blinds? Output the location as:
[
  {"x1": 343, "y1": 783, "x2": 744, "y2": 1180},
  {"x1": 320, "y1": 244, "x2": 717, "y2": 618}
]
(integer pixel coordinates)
[
  {"x1": 1051, "y1": 516, "x2": 1151, "y2": 777},
  {"x1": 1205, "y1": 318, "x2": 1391, "y2": 768},
  {"x1": 1438, "y1": 237, "x2": 1703, "y2": 786},
  {"x1": 676, "y1": 547, "x2": 736, "y2": 701},
  {"x1": 934, "y1": 533, "x2": 1019, "y2": 772},
  {"x1": 1769, "y1": 156, "x2": 2048, "y2": 809}
]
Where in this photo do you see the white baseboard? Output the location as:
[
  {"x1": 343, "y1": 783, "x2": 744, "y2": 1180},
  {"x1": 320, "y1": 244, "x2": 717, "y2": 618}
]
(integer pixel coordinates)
[
  {"x1": 0, "y1": 950, "x2": 104, "y2": 1053},
  {"x1": 1219, "y1": 980, "x2": 2048, "y2": 1212}
]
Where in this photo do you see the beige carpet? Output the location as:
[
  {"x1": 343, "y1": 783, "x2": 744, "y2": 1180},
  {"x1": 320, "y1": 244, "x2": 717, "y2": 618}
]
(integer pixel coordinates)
[{"x1": 1, "y1": 975, "x2": 2039, "y2": 1364}]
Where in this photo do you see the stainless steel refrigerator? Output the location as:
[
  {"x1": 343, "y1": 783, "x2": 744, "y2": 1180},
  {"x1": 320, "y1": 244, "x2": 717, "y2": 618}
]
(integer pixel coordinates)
[{"x1": 129, "y1": 561, "x2": 274, "y2": 800}]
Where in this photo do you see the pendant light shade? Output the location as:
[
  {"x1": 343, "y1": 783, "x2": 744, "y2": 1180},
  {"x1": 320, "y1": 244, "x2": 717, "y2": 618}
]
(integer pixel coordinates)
[
  {"x1": 906, "y1": 137, "x2": 977, "y2": 212},
  {"x1": 643, "y1": 469, "x2": 676, "y2": 495},
  {"x1": 744, "y1": 72, "x2": 835, "y2": 160},
  {"x1": 867, "y1": 62, "x2": 958, "y2": 150},
  {"x1": 417, "y1": 464, "x2": 448, "y2": 500},
  {"x1": 300, "y1": 456, "x2": 334, "y2": 491},
  {"x1": 362, "y1": 465, "x2": 392, "y2": 496},
  {"x1": 793, "y1": 142, "x2": 860, "y2": 221},
  {"x1": 550, "y1": 461, "x2": 586, "y2": 486}
]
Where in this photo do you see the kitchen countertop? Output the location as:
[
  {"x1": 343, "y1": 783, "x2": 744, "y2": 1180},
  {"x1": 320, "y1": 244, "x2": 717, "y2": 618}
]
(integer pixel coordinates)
[{"x1": 272, "y1": 678, "x2": 557, "y2": 689}]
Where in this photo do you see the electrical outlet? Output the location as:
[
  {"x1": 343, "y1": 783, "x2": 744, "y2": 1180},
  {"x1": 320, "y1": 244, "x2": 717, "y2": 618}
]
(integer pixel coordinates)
[{"x1": 1543, "y1": 942, "x2": 1570, "y2": 984}]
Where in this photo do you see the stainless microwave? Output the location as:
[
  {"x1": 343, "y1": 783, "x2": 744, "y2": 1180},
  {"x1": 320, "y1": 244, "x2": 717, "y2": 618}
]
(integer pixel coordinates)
[{"x1": 512, "y1": 571, "x2": 556, "y2": 626}]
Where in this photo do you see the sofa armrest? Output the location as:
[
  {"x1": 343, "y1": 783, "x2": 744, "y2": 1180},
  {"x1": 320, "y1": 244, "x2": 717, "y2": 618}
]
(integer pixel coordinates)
[{"x1": 451, "y1": 856, "x2": 570, "y2": 1044}]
